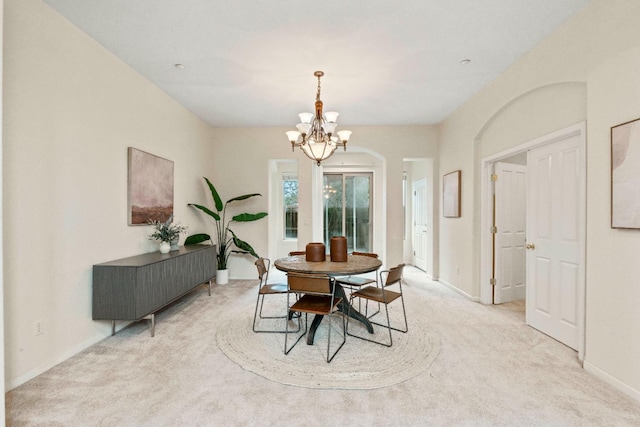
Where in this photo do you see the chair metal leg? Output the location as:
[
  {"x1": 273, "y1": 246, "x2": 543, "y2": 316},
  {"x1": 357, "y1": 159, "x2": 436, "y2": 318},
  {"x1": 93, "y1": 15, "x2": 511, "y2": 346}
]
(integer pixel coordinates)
[
  {"x1": 346, "y1": 297, "x2": 393, "y2": 347},
  {"x1": 284, "y1": 312, "x2": 307, "y2": 355},
  {"x1": 347, "y1": 291, "x2": 408, "y2": 347},
  {"x1": 325, "y1": 310, "x2": 346, "y2": 363},
  {"x1": 253, "y1": 293, "x2": 301, "y2": 334},
  {"x1": 370, "y1": 293, "x2": 408, "y2": 334}
]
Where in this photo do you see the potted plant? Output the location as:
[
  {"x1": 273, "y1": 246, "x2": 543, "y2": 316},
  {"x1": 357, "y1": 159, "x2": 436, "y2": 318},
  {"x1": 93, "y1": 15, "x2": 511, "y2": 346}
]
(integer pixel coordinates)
[
  {"x1": 148, "y1": 215, "x2": 188, "y2": 253},
  {"x1": 186, "y1": 177, "x2": 267, "y2": 284}
]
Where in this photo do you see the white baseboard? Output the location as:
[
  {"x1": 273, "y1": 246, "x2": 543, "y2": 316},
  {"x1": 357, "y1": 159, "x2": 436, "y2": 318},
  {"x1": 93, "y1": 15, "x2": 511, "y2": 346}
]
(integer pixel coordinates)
[
  {"x1": 6, "y1": 322, "x2": 131, "y2": 391},
  {"x1": 436, "y1": 279, "x2": 480, "y2": 302},
  {"x1": 583, "y1": 360, "x2": 640, "y2": 403}
]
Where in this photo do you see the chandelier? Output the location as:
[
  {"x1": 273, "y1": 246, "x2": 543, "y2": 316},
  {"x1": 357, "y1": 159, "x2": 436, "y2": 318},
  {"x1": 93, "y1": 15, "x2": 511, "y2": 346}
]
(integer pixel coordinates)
[{"x1": 286, "y1": 71, "x2": 352, "y2": 166}]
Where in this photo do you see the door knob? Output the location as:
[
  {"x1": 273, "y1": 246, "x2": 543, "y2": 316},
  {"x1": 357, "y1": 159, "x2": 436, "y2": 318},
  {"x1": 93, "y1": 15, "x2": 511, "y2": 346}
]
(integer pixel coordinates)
[{"x1": 526, "y1": 243, "x2": 535, "y2": 250}]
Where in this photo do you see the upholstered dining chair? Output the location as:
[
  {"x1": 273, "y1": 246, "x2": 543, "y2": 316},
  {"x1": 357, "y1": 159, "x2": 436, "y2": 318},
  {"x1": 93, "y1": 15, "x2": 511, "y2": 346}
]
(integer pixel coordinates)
[
  {"x1": 346, "y1": 263, "x2": 407, "y2": 347},
  {"x1": 284, "y1": 273, "x2": 346, "y2": 363},
  {"x1": 252, "y1": 257, "x2": 299, "y2": 333}
]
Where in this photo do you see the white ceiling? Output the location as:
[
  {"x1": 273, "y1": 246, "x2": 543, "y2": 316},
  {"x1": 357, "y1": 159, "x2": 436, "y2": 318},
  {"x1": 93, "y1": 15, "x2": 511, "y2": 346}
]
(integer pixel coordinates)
[{"x1": 43, "y1": 0, "x2": 591, "y2": 128}]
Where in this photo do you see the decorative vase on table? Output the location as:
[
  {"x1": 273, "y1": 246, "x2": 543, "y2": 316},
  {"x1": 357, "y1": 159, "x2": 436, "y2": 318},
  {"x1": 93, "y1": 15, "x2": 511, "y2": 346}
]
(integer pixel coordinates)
[
  {"x1": 305, "y1": 242, "x2": 326, "y2": 262},
  {"x1": 170, "y1": 236, "x2": 180, "y2": 251},
  {"x1": 216, "y1": 269, "x2": 229, "y2": 285},
  {"x1": 330, "y1": 236, "x2": 348, "y2": 262},
  {"x1": 159, "y1": 241, "x2": 171, "y2": 254}
]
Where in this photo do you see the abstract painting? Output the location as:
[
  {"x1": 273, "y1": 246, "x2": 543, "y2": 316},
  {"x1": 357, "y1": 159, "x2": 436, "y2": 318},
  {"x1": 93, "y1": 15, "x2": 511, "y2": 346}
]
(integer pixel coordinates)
[
  {"x1": 443, "y1": 170, "x2": 461, "y2": 218},
  {"x1": 128, "y1": 147, "x2": 174, "y2": 225},
  {"x1": 611, "y1": 118, "x2": 640, "y2": 229}
]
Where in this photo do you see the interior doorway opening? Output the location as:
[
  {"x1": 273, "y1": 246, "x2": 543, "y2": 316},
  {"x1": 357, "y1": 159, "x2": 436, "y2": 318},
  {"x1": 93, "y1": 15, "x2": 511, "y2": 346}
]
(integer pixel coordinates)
[
  {"x1": 480, "y1": 123, "x2": 586, "y2": 359},
  {"x1": 403, "y1": 158, "x2": 437, "y2": 280}
]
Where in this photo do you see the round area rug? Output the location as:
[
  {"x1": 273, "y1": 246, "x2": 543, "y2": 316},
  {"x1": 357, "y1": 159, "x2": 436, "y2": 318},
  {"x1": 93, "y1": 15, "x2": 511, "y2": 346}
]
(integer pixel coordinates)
[{"x1": 216, "y1": 303, "x2": 440, "y2": 389}]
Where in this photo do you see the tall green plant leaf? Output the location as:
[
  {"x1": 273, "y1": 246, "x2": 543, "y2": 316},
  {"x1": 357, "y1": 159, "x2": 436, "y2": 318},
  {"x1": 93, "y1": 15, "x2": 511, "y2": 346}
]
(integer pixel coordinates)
[
  {"x1": 227, "y1": 193, "x2": 261, "y2": 204},
  {"x1": 187, "y1": 203, "x2": 220, "y2": 221},
  {"x1": 184, "y1": 233, "x2": 211, "y2": 245},
  {"x1": 230, "y1": 229, "x2": 259, "y2": 258},
  {"x1": 204, "y1": 177, "x2": 223, "y2": 212},
  {"x1": 232, "y1": 212, "x2": 268, "y2": 222}
]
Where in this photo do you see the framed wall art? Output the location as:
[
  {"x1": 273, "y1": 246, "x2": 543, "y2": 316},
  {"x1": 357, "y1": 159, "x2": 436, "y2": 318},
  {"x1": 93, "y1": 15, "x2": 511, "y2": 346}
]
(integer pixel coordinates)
[
  {"x1": 128, "y1": 147, "x2": 174, "y2": 225},
  {"x1": 611, "y1": 117, "x2": 640, "y2": 229},
  {"x1": 443, "y1": 170, "x2": 461, "y2": 218},
  {"x1": 611, "y1": 118, "x2": 640, "y2": 229}
]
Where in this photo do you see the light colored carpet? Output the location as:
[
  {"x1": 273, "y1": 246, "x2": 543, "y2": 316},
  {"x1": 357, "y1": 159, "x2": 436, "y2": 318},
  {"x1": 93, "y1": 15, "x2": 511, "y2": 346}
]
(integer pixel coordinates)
[
  {"x1": 5, "y1": 267, "x2": 640, "y2": 426},
  {"x1": 216, "y1": 295, "x2": 440, "y2": 389}
]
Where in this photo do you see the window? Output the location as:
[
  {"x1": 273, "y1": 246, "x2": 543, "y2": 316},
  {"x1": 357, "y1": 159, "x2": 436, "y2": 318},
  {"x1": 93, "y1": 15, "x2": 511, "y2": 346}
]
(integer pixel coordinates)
[
  {"x1": 283, "y1": 175, "x2": 298, "y2": 239},
  {"x1": 323, "y1": 173, "x2": 372, "y2": 252}
]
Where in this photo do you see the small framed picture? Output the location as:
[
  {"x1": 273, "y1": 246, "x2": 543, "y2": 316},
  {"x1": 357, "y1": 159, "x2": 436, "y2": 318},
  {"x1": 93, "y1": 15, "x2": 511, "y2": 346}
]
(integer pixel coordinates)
[
  {"x1": 611, "y1": 117, "x2": 640, "y2": 229},
  {"x1": 443, "y1": 170, "x2": 461, "y2": 218}
]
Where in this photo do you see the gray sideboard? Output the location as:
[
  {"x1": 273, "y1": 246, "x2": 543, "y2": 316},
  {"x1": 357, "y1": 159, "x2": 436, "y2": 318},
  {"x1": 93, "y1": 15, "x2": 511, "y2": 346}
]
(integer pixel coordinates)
[{"x1": 92, "y1": 244, "x2": 216, "y2": 336}]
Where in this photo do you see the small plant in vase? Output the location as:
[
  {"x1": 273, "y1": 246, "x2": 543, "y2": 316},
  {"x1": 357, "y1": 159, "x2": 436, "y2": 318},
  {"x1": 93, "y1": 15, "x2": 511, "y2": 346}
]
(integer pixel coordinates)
[{"x1": 148, "y1": 215, "x2": 187, "y2": 253}]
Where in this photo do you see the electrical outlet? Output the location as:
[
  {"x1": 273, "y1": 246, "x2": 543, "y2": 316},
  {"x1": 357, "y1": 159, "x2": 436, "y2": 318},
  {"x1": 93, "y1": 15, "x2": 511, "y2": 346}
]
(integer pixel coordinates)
[{"x1": 34, "y1": 320, "x2": 43, "y2": 336}]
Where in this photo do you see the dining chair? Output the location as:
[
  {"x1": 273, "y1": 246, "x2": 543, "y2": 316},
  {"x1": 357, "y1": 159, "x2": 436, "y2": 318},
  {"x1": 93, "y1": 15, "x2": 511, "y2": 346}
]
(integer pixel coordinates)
[
  {"x1": 284, "y1": 273, "x2": 346, "y2": 363},
  {"x1": 335, "y1": 251, "x2": 379, "y2": 285},
  {"x1": 335, "y1": 251, "x2": 380, "y2": 316},
  {"x1": 252, "y1": 257, "x2": 299, "y2": 333},
  {"x1": 346, "y1": 263, "x2": 408, "y2": 347}
]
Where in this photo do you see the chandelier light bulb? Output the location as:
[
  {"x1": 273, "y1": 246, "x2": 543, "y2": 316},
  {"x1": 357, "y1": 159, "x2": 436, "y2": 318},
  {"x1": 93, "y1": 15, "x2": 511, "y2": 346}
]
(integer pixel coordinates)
[
  {"x1": 298, "y1": 112, "x2": 314, "y2": 124},
  {"x1": 286, "y1": 130, "x2": 300, "y2": 144},
  {"x1": 322, "y1": 122, "x2": 337, "y2": 135},
  {"x1": 337, "y1": 130, "x2": 352, "y2": 143},
  {"x1": 324, "y1": 111, "x2": 339, "y2": 123}
]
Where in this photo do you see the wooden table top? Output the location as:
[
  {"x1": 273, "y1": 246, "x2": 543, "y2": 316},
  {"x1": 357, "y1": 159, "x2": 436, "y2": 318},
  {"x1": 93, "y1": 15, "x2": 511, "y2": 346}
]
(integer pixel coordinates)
[{"x1": 274, "y1": 254, "x2": 382, "y2": 276}]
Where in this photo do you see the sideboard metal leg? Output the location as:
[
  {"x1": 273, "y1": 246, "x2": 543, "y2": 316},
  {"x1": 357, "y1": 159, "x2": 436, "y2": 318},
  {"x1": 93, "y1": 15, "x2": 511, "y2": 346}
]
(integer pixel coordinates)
[
  {"x1": 111, "y1": 320, "x2": 116, "y2": 336},
  {"x1": 143, "y1": 314, "x2": 156, "y2": 337},
  {"x1": 208, "y1": 280, "x2": 212, "y2": 296}
]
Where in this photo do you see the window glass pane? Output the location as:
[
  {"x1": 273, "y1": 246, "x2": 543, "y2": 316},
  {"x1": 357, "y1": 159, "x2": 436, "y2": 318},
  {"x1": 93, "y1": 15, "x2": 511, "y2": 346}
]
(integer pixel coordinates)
[
  {"x1": 323, "y1": 173, "x2": 372, "y2": 253},
  {"x1": 283, "y1": 177, "x2": 298, "y2": 239},
  {"x1": 323, "y1": 174, "x2": 343, "y2": 246},
  {"x1": 348, "y1": 175, "x2": 371, "y2": 252}
]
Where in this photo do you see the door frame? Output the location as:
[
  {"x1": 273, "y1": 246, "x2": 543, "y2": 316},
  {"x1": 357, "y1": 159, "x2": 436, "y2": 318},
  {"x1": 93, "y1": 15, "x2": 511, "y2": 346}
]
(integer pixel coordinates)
[
  {"x1": 480, "y1": 122, "x2": 586, "y2": 359},
  {"x1": 311, "y1": 151, "x2": 386, "y2": 263},
  {"x1": 412, "y1": 178, "x2": 429, "y2": 271}
]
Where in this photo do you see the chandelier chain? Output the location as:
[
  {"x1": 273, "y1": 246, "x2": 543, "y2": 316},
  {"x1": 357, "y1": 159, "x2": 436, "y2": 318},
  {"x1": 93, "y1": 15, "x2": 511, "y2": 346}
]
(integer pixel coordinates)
[{"x1": 316, "y1": 74, "x2": 322, "y2": 102}]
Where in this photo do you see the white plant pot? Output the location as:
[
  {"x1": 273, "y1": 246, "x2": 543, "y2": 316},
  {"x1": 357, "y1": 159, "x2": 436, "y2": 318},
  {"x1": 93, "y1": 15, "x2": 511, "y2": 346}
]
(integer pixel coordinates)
[
  {"x1": 159, "y1": 241, "x2": 171, "y2": 254},
  {"x1": 216, "y1": 269, "x2": 229, "y2": 285}
]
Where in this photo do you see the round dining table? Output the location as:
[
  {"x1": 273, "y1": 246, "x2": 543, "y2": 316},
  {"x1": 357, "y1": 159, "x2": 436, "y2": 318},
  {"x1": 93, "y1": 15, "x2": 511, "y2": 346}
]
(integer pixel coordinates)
[{"x1": 274, "y1": 254, "x2": 382, "y2": 344}]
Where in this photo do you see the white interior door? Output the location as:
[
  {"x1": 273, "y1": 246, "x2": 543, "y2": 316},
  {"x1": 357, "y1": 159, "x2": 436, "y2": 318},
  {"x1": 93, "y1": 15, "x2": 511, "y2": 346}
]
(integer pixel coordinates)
[
  {"x1": 526, "y1": 133, "x2": 584, "y2": 350},
  {"x1": 413, "y1": 179, "x2": 428, "y2": 271},
  {"x1": 493, "y1": 162, "x2": 527, "y2": 304}
]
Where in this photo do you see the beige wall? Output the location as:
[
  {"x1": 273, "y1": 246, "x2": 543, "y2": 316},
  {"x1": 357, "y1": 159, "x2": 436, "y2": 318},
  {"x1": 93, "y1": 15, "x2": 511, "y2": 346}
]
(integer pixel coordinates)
[
  {"x1": 584, "y1": 44, "x2": 640, "y2": 396},
  {"x1": 3, "y1": 0, "x2": 215, "y2": 388},
  {"x1": 438, "y1": 0, "x2": 640, "y2": 398}
]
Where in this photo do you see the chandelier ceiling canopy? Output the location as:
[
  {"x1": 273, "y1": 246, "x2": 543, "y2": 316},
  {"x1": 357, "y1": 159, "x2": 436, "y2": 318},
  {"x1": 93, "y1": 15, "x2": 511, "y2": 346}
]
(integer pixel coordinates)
[{"x1": 286, "y1": 71, "x2": 351, "y2": 166}]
